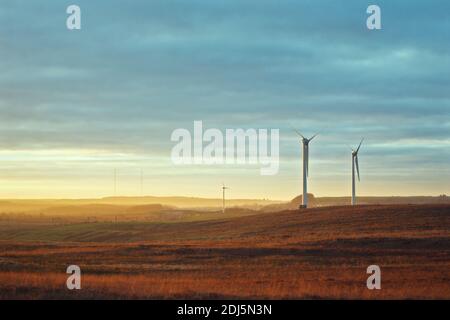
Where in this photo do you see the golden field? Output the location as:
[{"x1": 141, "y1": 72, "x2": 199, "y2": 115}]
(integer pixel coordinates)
[{"x1": 0, "y1": 204, "x2": 449, "y2": 299}]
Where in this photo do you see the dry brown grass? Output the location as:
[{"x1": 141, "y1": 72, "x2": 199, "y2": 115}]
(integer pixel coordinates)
[
  {"x1": 1, "y1": 265, "x2": 448, "y2": 299},
  {"x1": 0, "y1": 204, "x2": 449, "y2": 299}
]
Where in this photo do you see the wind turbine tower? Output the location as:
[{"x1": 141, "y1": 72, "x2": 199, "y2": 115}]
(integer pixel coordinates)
[
  {"x1": 222, "y1": 183, "x2": 229, "y2": 213},
  {"x1": 293, "y1": 129, "x2": 317, "y2": 208},
  {"x1": 351, "y1": 139, "x2": 364, "y2": 205}
]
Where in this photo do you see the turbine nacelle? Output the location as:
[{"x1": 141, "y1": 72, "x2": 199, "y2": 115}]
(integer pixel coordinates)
[{"x1": 299, "y1": 134, "x2": 317, "y2": 145}]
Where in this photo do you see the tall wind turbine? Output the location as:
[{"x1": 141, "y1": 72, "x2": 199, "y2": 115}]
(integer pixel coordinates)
[
  {"x1": 293, "y1": 129, "x2": 318, "y2": 208},
  {"x1": 222, "y1": 183, "x2": 229, "y2": 213},
  {"x1": 351, "y1": 139, "x2": 364, "y2": 205}
]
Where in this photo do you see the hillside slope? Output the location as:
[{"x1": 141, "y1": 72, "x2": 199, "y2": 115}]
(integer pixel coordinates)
[
  {"x1": 0, "y1": 204, "x2": 448, "y2": 243},
  {"x1": 0, "y1": 204, "x2": 449, "y2": 299}
]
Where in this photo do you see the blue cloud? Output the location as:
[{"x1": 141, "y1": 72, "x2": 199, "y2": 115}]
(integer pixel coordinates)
[{"x1": 0, "y1": 0, "x2": 448, "y2": 196}]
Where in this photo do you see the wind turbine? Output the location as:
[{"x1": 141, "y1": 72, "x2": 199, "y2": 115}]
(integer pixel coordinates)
[
  {"x1": 293, "y1": 129, "x2": 318, "y2": 208},
  {"x1": 222, "y1": 183, "x2": 229, "y2": 213},
  {"x1": 351, "y1": 139, "x2": 364, "y2": 205}
]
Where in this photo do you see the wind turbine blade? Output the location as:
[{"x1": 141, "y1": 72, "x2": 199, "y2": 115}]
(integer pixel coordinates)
[
  {"x1": 294, "y1": 129, "x2": 305, "y2": 139},
  {"x1": 356, "y1": 138, "x2": 364, "y2": 153},
  {"x1": 309, "y1": 133, "x2": 318, "y2": 141},
  {"x1": 355, "y1": 155, "x2": 360, "y2": 181},
  {"x1": 288, "y1": 124, "x2": 305, "y2": 139}
]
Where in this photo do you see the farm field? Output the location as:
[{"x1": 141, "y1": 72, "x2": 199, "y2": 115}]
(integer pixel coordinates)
[{"x1": 0, "y1": 204, "x2": 449, "y2": 299}]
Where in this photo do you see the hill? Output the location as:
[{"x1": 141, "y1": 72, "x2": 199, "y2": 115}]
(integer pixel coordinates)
[
  {"x1": 0, "y1": 204, "x2": 448, "y2": 243},
  {"x1": 0, "y1": 196, "x2": 281, "y2": 214},
  {"x1": 0, "y1": 204, "x2": 449, "y2": 299},
  {"x1": 262, "y1": 194, "x2": 450, "y2": 211}
]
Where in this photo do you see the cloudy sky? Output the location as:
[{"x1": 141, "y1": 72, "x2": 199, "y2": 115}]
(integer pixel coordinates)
[{"x1": 0, "y1": 0, "x2": 448, "y2": 199}]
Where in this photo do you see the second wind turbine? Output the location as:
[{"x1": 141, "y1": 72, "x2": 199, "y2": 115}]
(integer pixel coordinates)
[
  {"x1": 293, "y1": 129, "x2": 318, "y2": 209},
  {"x1": 351, "y1": 139, "x2": 364, "y2": 206},
  {"x1": 222, "y1": 183, "x2": 229, "y2": 213}
]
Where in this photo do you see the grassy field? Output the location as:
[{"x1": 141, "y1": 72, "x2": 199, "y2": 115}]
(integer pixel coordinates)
[{"x1": 0, "y1": 204, "x2": 449, "y2": 299}]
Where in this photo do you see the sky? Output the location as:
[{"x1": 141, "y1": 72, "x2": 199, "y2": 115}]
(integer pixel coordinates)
[{"x1": 0, "y1": 0, "x2": 449, "y2": 200}]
